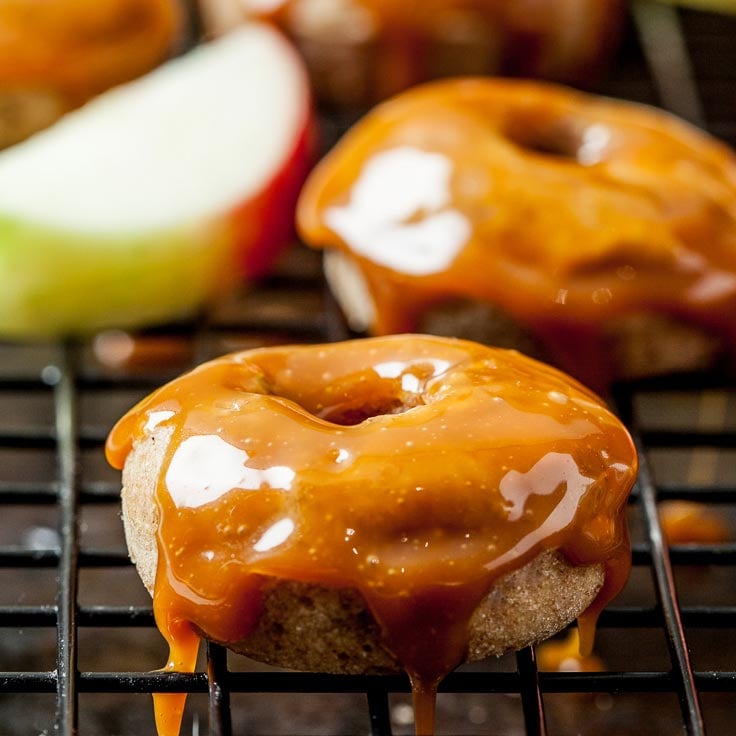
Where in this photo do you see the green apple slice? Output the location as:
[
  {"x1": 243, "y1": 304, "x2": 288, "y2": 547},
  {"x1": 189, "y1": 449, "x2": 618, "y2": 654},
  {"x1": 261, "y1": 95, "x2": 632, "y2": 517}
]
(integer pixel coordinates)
[{"x1": 0, "y1": 23, "x2": 311, "y2": 339}]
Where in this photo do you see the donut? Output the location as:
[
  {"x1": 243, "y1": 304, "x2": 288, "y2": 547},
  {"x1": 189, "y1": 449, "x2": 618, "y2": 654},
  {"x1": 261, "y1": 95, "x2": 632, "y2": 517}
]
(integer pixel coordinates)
[
  {"x1": 0, "y1": 0, "x2": 182, "y2": 147},
  {"x1": 105, "y1": 335, "x2": 637, "y2": 735},
  {"x1": 200, "y1": 0, "x2": 623, "y2": 106},
  {"x1": 297, "y1": 78, "x2": 736, "y2": 391}
]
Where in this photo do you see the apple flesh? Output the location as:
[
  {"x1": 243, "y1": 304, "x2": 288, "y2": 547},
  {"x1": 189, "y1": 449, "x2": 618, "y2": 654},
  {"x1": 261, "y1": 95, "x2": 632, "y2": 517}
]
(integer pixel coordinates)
[{"x1": 0, "y1": 24, "x2": 312, "y2": 339}]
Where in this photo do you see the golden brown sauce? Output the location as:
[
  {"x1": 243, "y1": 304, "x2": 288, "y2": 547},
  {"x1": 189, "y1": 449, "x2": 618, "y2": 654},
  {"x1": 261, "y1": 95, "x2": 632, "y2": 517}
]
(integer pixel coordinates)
[
  {"x1": 659, "y1": 500, "x2": 731, "y2": 546},
  {"x1": 536, "y1": 628, "x2": 603, "y2": 673},
  {"x1": 297, "y1": 79, "x2": 736, "y2": 389},
  {"x1": 0, "y1": 0, "x2": 180, "y2": 103},
  {"x1": 106, "y1": 335, "x2": 637, "y2": 735}
]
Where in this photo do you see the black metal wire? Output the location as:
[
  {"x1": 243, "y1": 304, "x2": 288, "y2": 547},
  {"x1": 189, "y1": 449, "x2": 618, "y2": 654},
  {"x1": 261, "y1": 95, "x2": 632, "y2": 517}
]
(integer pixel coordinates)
[
  {"x1": 620, "y1": 402, "x2": 707, "y2": 735},
  {"x1": 366, "y1": 688, "x2": 393, "y2": 736},
  {"x1": 1, "y1": 259, "x2": 734, "y2": 733},
  {"x1": 52, "y1": 344, "x2": 82, "y2": 735},
  {"x1": 516, "y1": 647, "x2": 547, "y2": 736},
  {"x1": 206, "y1": 642, "x2": 232, "y2": 736}
]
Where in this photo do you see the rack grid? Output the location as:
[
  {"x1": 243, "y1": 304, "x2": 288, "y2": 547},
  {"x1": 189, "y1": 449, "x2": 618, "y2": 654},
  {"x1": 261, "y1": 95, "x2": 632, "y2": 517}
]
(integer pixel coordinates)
[{"x1": 0, "y1": 3, "x2": 735, "y2": 735}]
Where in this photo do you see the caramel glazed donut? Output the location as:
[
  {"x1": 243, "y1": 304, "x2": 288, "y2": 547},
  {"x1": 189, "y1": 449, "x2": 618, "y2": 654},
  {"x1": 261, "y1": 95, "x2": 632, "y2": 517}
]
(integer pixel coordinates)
[
  {"x1": 0, "y1": 0, "x2": 181, "y2": 148},
  {"x1": 201, "y1": 0, "x2": 623, "y2": 106},
  {"x1": 297, "y1": 78, "x2": 736, "y2": 390},
  {"x1": 106, "y1": 335, "x2": 637, "y2": 735}
]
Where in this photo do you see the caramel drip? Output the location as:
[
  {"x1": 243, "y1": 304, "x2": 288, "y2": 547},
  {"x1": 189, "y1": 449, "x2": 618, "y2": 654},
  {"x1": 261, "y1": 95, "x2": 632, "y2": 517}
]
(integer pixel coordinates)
[
  {"x1": 297, "y1": 79, "x2": 736, "y2": 390},
  {"x1": 412, "y1": 680, "x2": 438, "y2": 736},
  {"x1": 536, "y1": 628, "x2": 603, "y2": 673},
  {"x1": 106, "y1": 336, "x2": 637, "y2": 735},
  {"x1": 153, "y1": 616, "x2": 200, "y2": 736}
]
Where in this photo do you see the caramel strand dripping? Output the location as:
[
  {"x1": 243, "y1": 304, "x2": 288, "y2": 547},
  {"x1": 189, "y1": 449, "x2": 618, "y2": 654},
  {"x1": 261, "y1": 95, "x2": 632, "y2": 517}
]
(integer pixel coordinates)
[{"x1": 153, "y1": 616, "x2": 200, "y2": 736}]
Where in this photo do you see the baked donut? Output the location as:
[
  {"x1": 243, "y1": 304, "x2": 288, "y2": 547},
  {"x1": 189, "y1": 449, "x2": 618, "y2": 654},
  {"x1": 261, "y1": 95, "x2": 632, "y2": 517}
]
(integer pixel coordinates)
[
  {"x1": 106, "y1": 335, "x2": 637, "y2": 735},
  {"x1": 0, "y1": 0, "x2": 182, "y2": 147},
  {"x1": 201, "y1": 0, "x2": 623, "y2": 106},
  {"x1": 297, "y1": 78, "x2": 736, "y2": 391}
]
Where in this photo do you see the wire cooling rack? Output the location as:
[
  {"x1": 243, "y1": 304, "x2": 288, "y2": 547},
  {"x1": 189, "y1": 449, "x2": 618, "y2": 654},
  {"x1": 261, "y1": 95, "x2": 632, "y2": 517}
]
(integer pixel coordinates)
[{"x1": 0, "y1": 3, "x2": 735, "y2": 735}]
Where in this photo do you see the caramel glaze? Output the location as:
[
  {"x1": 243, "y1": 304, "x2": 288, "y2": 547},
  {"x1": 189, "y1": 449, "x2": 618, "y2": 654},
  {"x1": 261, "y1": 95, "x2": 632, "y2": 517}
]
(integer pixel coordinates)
[
  {"x1": 0, "y1": 0, "x2": 181, "y2": 103},
  {"x1": 106, "y1": 335, "x2": 637, "y2": 735},
  {"x1": 252, "y1": 0, "x2": 621, "y2": 99},
  {"x1": 297, "y1": 79, "x2": 736, "y2": 390}
]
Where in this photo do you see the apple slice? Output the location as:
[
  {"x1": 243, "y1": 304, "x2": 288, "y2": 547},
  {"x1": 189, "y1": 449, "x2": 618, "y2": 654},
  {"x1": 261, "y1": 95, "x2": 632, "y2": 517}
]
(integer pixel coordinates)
[{"x1": 0, "y1": 23, "x2": 312, "y2": 339}]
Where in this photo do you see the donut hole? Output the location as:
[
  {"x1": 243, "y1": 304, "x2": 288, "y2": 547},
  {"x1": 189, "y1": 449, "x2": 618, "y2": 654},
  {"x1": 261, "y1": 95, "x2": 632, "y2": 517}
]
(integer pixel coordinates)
[
  {"x1": 252, "y1": 359, "x2": 431, "y2": 426},
  {"x1": 320, "y1": 392, "x2": 422, "y2": 426},
  {"x1": 504, "y1": 117, "x2": 583, "y2": 161}
]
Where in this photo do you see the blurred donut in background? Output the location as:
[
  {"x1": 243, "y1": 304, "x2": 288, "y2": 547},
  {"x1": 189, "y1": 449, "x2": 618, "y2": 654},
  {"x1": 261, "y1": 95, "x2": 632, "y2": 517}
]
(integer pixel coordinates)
[
  {"x1": 201, "y1": 0, "x2": 624, "y2": 106},
  {"x1": 0, "y1": 0, "x2": 182, "y2": 147}
]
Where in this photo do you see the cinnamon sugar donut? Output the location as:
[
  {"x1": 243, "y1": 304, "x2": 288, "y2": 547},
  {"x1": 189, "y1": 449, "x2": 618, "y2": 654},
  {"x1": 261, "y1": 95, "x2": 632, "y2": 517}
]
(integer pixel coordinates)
[
  {"x1": 201, "y1": 0, "x2": 623, "y2": 106},
  {"x1": 0, "y1": 0, "x2": 182, "y2": 147},
  {"x1": 297, "y1": 78, "x2": 736, "y2": 390},
  {"x1": 106, "y1": 335, "x2": 637, "y2": 735}
]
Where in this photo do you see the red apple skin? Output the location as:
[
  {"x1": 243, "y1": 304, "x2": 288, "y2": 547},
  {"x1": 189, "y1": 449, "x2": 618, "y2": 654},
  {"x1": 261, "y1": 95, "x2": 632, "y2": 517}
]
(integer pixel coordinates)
[
  {"x1": 230, "y1": 108, "x2": 316, "y2": 280},
  {"x1": 217, "y1": 26, "x2": 315, "y2": 281}
]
